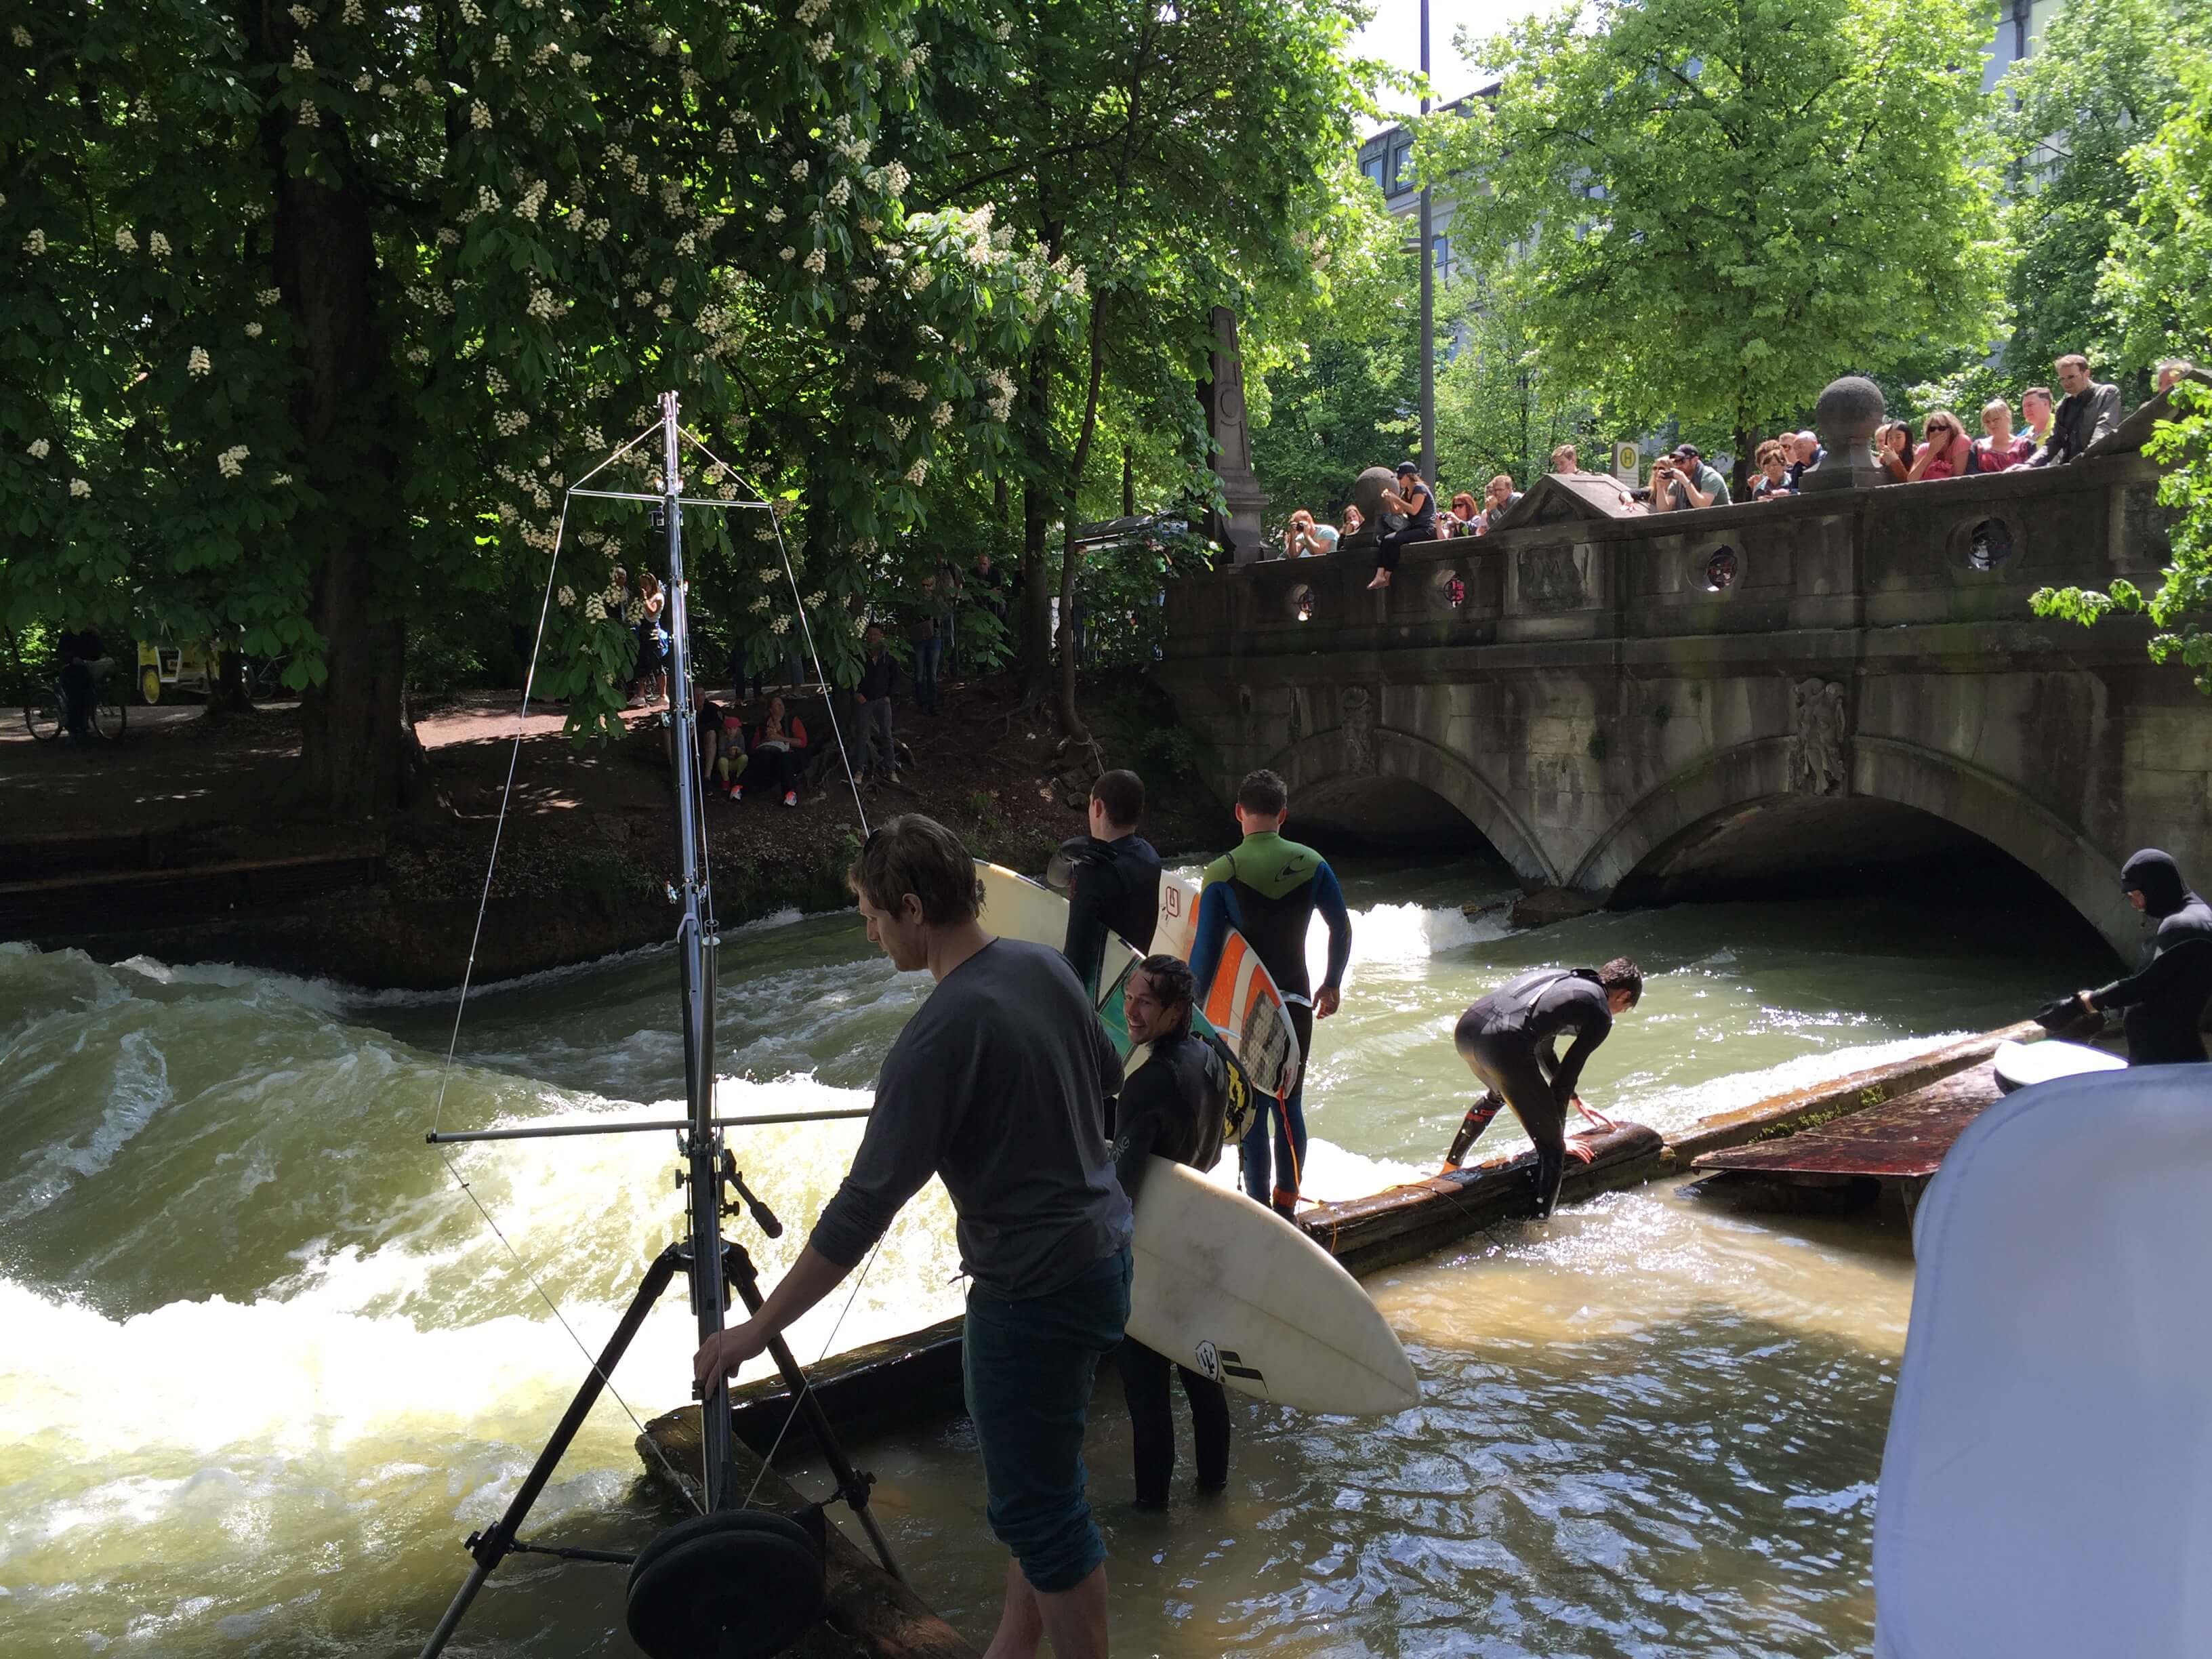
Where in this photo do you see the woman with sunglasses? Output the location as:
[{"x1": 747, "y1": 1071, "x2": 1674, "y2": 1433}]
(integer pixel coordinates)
[{"x1": 1906, "y1": 411, "x2": 1973, "y2": 482}]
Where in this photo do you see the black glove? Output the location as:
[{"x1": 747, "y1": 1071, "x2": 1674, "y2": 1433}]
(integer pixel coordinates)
[{"x1": 2032, "y1": 993, "x2": 2089, "y2": 1033}]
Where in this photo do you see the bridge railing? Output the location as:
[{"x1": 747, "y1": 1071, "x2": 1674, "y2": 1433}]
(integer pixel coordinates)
[{"x1": 1162, "y1": 455, "x2": 2173, "y2": 661}]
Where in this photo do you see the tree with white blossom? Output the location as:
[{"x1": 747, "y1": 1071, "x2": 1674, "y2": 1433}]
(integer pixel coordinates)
[{"x1": 1, "y1": 0, "x2": 1057, "y2": 804}]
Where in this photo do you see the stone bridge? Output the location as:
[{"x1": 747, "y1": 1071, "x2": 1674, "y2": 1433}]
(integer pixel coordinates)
[{"x1": 1155, "y1": 453, "x2": 2209, "y2": 957}]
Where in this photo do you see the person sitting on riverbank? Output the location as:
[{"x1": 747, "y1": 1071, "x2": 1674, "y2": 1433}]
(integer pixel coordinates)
[
  {"x1": 1111, "y1": 954, "x2": 1233, "y2": 1511},
  {"x1": 695, "y1": 815, "x2": 1132, "y2": 1659},
  {"x1": 743, "y1": 694, "x2": 811, "y2": 806},
  {"x1": 2036, "y1": 849, "x2": 2212, "y2": 1065},
  {"x1": 683, "y1": 684, "x2": 745, "y2": 797},
  {"x1": 1443, "y1": 958, "x2": 1645, "y2": 1220},
  {"x1": 1191, "y1": 769, "x2": 1353, "y2": 1218},
  {"x1": 1054, "y1": 769, "x2": 1162, "y2": 998}
]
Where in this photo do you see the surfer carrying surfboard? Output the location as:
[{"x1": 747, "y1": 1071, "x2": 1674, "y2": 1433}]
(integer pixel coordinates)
[
  {"x1": 693, "y1": 815, "x2": 1132, "y2": 1659},
  {"x1": 1110, "y1": 954, "x2": 1235, "y2": 1509},
  {"x1": 1191, "y1": 769, "x2": 1354, "y2": 1219},
  {"x1": 1052, "y1": 769, "x2": 1164, "y2": 998},
  {"x1": 1444, "y1": 960, "x2": 1645, "y2": 1218}
]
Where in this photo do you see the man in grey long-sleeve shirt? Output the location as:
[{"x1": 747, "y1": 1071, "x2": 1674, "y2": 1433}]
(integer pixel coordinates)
[{"x1": 696, "y1": 815, "x2": 1131, "y2": 1659}]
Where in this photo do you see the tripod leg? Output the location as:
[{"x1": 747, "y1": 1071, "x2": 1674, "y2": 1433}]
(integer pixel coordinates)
[
  {"x1": 417, "y1": 1244, "x2": 684, "y2": 1659},
  {"x1": 724, "y1": 1246, "x2": 907, "y2": 1584}
]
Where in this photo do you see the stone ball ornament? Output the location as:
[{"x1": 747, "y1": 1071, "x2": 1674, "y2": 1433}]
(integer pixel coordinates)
[{"x1": 1801, "y1": 375, "x2": 1889, "y2": 491}]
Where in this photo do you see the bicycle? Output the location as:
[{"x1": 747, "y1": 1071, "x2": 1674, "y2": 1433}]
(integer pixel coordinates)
[{"x1": 23, "y1": 661, "x2": 127, "y2": 742}]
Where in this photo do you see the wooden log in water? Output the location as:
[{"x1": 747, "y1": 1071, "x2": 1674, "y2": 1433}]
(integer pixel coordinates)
[
  {"x1": 727, "y1": 1315, "x2": 964, "y2": 1457},
  {"x1": 1658, "y1": 1020, "x2": 2038, "y2": 1168},
  {"x1": 1296, "y1": 1122, "x2": 1664, "y2": 1276},
  {"x1": 637, "y1": 1406, "x2": 977, "y2": 1659}
]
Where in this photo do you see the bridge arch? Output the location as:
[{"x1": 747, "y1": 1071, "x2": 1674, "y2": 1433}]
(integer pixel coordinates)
[
  {"x1": 1572, "y1": 737, "x2": 2137, "y2": 958},
  {"x1": 1261, "y1": 726, "x2": 1561, "y2": 885}
]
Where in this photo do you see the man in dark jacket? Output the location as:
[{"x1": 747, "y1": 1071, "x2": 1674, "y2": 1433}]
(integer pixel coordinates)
[
  {"x1": 1445, "y1": 958, "x2": 1645, "y2": 1218},
  {"x1": 855, "y1": 622, "x2": 899, "y2": 784},
  {"x1": 2025, "y1": 354, "x2": 2123, "y2": 468},
  {"x1": 1109, "y1": 955, "x2": 1232, "y2": 1510},
  {"x1": 1052, "y1": 769, "x2": 1162, "y2": 998},
  {"x1": 2039, "y1": 850, "x2": 2212, "y2": 1065}
]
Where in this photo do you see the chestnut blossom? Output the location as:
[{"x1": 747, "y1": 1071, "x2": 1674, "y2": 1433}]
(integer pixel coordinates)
[
  {"x1": 298, "y1": 100, "x2": 320, "y2": 126},
  {"x1": 70, "y1": 477, "x2": 91, "y2": 497},
  {"x1": 28, "y1": 438, "x2": 51, "y2": 458},
  {"x1": 557, "y1": 585, "x2": 577, "y2": 607},
  {"x1": 790, "y1": 160, "x2": 809, "y2": 182},
  {"x1": 188, "y1": 346, "x2": 212, "y2": 376},
  {"x1": 292, "y1": 45, "x2": 314, "y2": 70},
  {"x1": 470, "y1": 100, "x2": 491, "y2": 129},
  {"x1": 245, "y1": 322, "x2": 264, "y2": 337},
  {"x1": 24, "y1": 228, "x2": 47, "y2": 255},
  {"x1": 216, "y1": 444, "x2": 250, "y2": 478},
  {"x1": 802, "y1": 249, "x2": 827, "y2": 275}
]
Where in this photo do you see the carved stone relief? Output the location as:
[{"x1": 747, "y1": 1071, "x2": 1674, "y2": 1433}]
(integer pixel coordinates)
[
  {"x1": 1785, "y1": 677, "x2": 1849, "y2": 795},
  {"x1": 1339, "y1": 684, "x2": 1376, "y2": 775},
  {"x1": 1517, "y1": 544, "x2": 1586, "y2": 611}
]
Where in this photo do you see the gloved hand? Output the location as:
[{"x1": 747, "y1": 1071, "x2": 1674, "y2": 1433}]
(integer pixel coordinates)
[{"x1": 2033, "y1": 992, "x2": 2090, "y2": 1033}]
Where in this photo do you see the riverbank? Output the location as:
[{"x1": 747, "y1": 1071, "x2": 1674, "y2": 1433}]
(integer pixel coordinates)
[{"x1": 0, "y1": 674, "x2": 1223, "y2": 989}]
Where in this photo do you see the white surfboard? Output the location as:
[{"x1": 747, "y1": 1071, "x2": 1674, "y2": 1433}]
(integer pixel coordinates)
[
  {"x1": 1993, "y1": 1037, "x2": 2125, "y2": 1094},
  {"x1": 977, "y1": 861, "x2": 1300, "y2": 1102},
  {"x1": 1155, "y1": 869, "x2": 1202, "y2": 961},
  {"x1": 1128, "y1": 1156, "x2": 1418, "y2": 1416},
  {"x1": 975, "y1": 861, "x2": 1138, "y2": 1004}
]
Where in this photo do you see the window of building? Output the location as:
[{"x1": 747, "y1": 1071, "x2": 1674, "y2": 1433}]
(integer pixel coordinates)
[
  {"x1": 1390, "y1": 139, "x2": 1414, "y2": 193},
  {"x1": 1433, "y1": 235, "x2": 1450, "y2": 278},
  {"x1": 1361, "y1": 152, "x2": 1385, "y2": 187}
]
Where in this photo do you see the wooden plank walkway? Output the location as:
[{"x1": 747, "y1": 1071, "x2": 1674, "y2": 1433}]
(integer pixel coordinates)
[{"x1": 1692, "y1": 1061, "x2": 2001, "y2": 1181}]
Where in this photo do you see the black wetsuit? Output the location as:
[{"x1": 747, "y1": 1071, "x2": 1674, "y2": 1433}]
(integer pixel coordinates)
[
  {"x1": 1052, "y1": 832, "x2": 1162, "y2": 998},
  {"x1": 1109, "y1": 1025, "x2": 1230, "y2": 1508},
  {"x1": 2089, "y1": 851, "x2": 2212, "y2": 1065},
  {"x1": 1449, "y1": 968, "x2": 1615, "y2": 1218}
]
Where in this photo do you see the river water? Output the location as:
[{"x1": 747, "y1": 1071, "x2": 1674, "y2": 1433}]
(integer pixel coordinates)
[{"x1": 0, "y1": 855, "x2": 2110, "y2": 1656}]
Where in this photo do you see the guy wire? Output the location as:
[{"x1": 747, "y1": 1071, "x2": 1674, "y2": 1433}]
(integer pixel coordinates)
[{"x1": 424, "y1": 415, "x2": 710, "y2": 1517}]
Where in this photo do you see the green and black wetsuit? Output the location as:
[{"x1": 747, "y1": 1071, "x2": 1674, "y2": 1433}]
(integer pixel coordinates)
[{"x1": 1191, "y1": 831, "x2": 1352, "y2": 1212}]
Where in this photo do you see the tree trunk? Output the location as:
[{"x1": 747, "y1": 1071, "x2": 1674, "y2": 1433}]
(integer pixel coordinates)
[
  {"x1": 1731, "y1": 424, "x2": 1754, "y2": 501},
  {"x1": 206, "y1": 644, "x2": 252, "y2": 718},
  {"x1": 1121, "y1": 443, "x2": 1134, "y2": 520},
  {"x1": 1015, "y1": 340, "x2": 1055, "y2": 702},
  {"x1": 1054, "y1": 295, "x2": 1111, "y2": 745},
  {"x1": 258, "y1": 7, "x2": 427, "y2": 817}
]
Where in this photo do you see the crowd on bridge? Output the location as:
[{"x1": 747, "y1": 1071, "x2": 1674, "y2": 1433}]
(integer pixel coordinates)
[{"x1": 1265, "y1": 350, "x2": 2200, "y2": 591}]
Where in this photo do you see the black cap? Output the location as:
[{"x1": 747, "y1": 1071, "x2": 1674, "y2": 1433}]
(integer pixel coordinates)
[
  {"x1": 1396, "y1": 461, "x2": 1420, "y2": 476},
  {"x1": 1672, "y1": 443, "x2": 1700, "y2": 460}
]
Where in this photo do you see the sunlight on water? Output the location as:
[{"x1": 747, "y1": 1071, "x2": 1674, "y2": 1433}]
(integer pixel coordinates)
[{"x1": 0, "y1": 862, "x2": 2109, "y2": 1655}]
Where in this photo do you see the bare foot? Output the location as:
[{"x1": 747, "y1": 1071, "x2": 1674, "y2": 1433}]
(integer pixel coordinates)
[
  {"x1": 1565, "y1": 1135, "x2": 1599, "y2": 1165},
  {"x1": 1365, "y1": 573, "x2": 1388, "y2": 590}
]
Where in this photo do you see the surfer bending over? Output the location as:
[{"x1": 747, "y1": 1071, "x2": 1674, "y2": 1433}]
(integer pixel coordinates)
[
  {"x1": 1445, "y1": 959, "x2": 1645, "y2": 1218},
  {"x1": 1111, "y1": 955, "x2": 1234, "y2": 1509},
  {"x1": 694, "y1": 815, "x2": 1132, "y2": 1659},
  {"x1": 1053, "y1": 768, "x2": 1163, "y2": 997},
  {"x1": 1191, "y1": 769, "x2": 1352, "y2": 1219},
  {"x1": 2036, "y1": 848, "x2": 2212, "y2": 1065}
]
